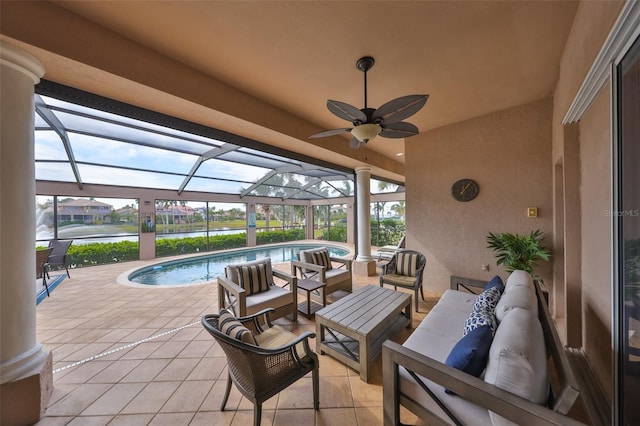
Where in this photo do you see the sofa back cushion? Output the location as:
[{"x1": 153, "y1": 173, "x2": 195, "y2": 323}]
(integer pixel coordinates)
[
  {"x1": 495, "y1": 284, "x2": 538, "y2": 323},
  {"x1": 484, "y1": 307, "x2": 548, "y2": 425},
  {"x1": 395, "y1": 251, "x2": 419, "y2": 277},
  {"x1": 504, "y1": 269, "x2": 533, "y2": 292}
]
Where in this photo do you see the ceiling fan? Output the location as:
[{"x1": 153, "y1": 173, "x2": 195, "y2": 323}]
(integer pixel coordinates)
[{"x1": 310, "y1": 56, "x2": 428, "y2": 149}]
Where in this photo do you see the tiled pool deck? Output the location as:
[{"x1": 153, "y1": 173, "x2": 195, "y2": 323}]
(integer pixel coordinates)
[{"x1": 35, "y1": 255, "x2": 439, "y2": 425}]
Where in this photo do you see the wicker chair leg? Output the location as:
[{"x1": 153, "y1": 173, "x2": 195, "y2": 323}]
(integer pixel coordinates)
[
  {"x1": 254, "y1": 402, "x2": 262, "y2": 426},
  {"x1": 312, "y1": 365, "x2": 319, "y2": 410},
  {"x1": 221, "y1": 374, "x2": 232, "y2": 411}
]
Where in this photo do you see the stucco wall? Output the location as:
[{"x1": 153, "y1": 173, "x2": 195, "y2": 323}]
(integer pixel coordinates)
[
  {"x1": 551, "y1": 0, "x2": 625, "y2": 393},
  {"x1": 405, "y1": 98, "x2": 553, "y2": 292},
  {"x1": 579, "y1": 83, "x2": 613, "y2": 390}
]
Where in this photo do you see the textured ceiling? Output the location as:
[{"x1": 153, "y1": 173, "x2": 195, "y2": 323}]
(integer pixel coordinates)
[{"x1": 9, "y1": 1, "x2": 579, "y2": 171}]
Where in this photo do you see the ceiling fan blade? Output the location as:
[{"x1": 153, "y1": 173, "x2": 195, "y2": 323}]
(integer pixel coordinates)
[
  {"x1": 327, "y1": 100, "x2": 367, "y2": 123},
  {"x1": 380, "y1": 121, "x2": 419, "y2": 138},
  {"x1": 348, "y1": 137, "x2": 363, "y2": 149},
  {"x1": 372, "y1": 94, "x2": 428, "y2": 124},
  {"x1": 309, "y1": 128, "x2": 352, "y2": 138}
]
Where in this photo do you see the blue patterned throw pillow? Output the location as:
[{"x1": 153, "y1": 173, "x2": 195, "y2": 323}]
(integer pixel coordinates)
[
  {"x1": 473, "y1": 286, "x2": 502, "y2": 312},
  {"x1": 483, "y1": 275, "x2": 505, "y2": 294},
  {"x1": 464, "y1": 286, "x2": 501, "y2": 336}
]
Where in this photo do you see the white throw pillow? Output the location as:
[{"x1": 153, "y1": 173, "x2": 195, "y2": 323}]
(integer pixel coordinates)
[
  {"x1": 484, "y1": 307, "x2": 549, "y2": 426},
  {"x1": 495, "y1": 284, "x2": 538, "y2": 323}
]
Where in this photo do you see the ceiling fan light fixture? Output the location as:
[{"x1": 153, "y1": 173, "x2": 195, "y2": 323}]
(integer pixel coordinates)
[{"x1": 351, "y1": 123, "x2": 381, "y2": 142}]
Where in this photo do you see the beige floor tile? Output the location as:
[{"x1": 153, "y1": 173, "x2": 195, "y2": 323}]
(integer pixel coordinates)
[
  {"x1": 55, "y1": 361, "x2": 111, "y2": 385},
  {"x1": 274, "y1": 408, "x2": 316, "y2": 425},
  {"x1": 44, "y1": 383, "x2": 113, "y2": 416},
  {"x1": 159, "y1": 380, "x2": 214, "y2": 413},
  {"x1": 81, "y1": 383, "x2": 146, "y2": 416},
  {"x1": 88, "y1": 359, "x2": 142, "y2": 383},
  {"x1": 200, "y1": 380, "x2": 241, "y2": 412},
  {"x1": 189, "y1": 411, "x2": 235, "y2": 426},
  {"x1": 276, "y1": 377, "x2": 317, "y2": 409},
  {"x1": 120, "y1": 358, "x2": 171, "y2": 382},
  {"x1": 349, "y1": 375, "x2": 383, "y2": 407},
  {"x1": 66, "y1": 416, "x2": 112, "y2": 425},
  {"x1": 319, "y1": 376, "x2": 354, "y2": 408},
  {"x1": 121, "y1": 381, "x2": 181, "y2": 414},
  {"x1": 148, "y1": 340, "x2": 191, "y2": 359},
  {"x1": 315, "y1": 407, "x2": 358, "y2": 426},
  {"x1": 153, "y1": 358, "x2": 201, "y2": 381},
  {"x1": 355, "y1": 406, "x2": 384, "y2": 425},
  {"x1": 231, "y1": 409, "x2": 275, "y2": 426},
  {"x1": 148, "y1": 412, "x2": 196, "y2": 425},
  {"x1": 108, "y1": 413, "x2": 155, "y2": 425},
  {"x1": 34, "y1": 416, "x2": 74, "y2": 425},
  {"x1": 178, "y1": 339, "x2": 215, "y2": 358},
  {"x1": 186, "y1": 356, "x2": 226, "y2": 381}
]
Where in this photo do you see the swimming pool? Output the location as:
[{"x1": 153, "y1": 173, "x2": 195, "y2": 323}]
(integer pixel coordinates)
[{"x1": 125, "y1": 243, "x2": 351, "y2": 286}]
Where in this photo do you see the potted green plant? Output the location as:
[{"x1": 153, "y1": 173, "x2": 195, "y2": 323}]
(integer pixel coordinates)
[{"x1": 486, "y1": 229, "x2": 551, "y2": 284}]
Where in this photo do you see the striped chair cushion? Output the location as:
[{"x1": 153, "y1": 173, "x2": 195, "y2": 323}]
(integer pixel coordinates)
[
  {"x1": 395, "y1": 252, "x2": 419, "y2": 277},
  {"x1": 237, "y1": 263, "x2": 272, "y2": 295},
  {"x1": 311, "y1": 249, "x2": 332, "y2": 271},
  {"x1": 218, "y1": 308, "x2": 257, "y2": 345}
]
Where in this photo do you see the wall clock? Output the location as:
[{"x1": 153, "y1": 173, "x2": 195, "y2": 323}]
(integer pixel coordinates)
[{"x1": 451, "y1": 178, "x2": 479, "y2": 202}]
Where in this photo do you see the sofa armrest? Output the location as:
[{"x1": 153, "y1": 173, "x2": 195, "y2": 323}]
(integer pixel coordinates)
[
  {"x1": 291, "y1": 260, "x2": 326, "y2": 281},
  {"x1": 329, "y1": 256, "x2": 352, "y2": 271},
  {"x1": 273, "y1": 269, "x2": 298, "y2": 293},
  {"x1": 217, "y1": 275, "x2": 247, "y2": 315},
  {"x1": 382, "y1": 341, "x2": 586, "y2": 426}
]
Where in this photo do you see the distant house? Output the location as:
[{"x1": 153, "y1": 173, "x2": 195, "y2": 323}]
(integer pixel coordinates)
[
  {"x1": 57, "y1": 199, "x2": 113, "y2": 224},
  {"x1": 155, "y1": 204, "x2": 195, "y2": 225}
]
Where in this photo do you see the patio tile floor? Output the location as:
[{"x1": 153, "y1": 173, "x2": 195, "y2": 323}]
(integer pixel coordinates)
[{"x1": 35, "y1": 255, "x2": 439, "y2": 425}]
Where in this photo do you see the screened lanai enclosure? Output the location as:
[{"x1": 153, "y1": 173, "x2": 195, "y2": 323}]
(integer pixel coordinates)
[{"x1": 34, "y1": 82, "x2": 405, "y2": 266}]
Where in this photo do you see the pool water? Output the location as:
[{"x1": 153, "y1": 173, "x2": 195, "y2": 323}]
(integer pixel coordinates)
[{"x1": 128, "y1": 244, "x2": 350, "y2": 286}]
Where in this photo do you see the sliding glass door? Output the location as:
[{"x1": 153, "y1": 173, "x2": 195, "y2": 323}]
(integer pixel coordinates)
[{"x1": 616, "y1": 33, "x2": 640, "y2": 426}]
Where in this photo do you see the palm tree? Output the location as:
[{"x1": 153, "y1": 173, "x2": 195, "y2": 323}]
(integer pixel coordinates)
[{"x1": 391, "y1": 201, "x2": 406, "y2": 222}]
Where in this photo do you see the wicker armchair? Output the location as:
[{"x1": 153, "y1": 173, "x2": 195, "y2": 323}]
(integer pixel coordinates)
[
  {"x1": 379, "y1": 249, "x2": 427, "y2": 312},
  {"x1": 202, "y1": 308, "x2": 319, "y2": 426}
]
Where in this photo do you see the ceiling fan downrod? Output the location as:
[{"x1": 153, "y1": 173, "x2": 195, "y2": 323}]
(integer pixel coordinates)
[{"x1": 356, "y1": 56, "x2": 375, "y2": 110}]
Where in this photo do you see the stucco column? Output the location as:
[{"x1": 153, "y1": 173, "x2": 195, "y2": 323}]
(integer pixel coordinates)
[
  {"x1": 246, "y1": 203, "x2": 256, "y2": 246},
  {"x1": 354, "y1": 166, "x2": 376, "y2": 276},
  {"x1": 0, "y1": 42, "x2": 52, "y2": 424}
]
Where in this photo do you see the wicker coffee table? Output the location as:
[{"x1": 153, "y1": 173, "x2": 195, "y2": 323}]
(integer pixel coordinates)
[{"x1": 315, "y1": 285, "x2": 412, "y2": 382}]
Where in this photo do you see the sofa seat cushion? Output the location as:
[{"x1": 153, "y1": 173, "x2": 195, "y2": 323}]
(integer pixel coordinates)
[
  {"x1": 380, "y1": 273, "x2": 417, "y2": 287},
  {"x1": 485, "y1": 307, "x2": 549, "y2": 426},
  {"x1": 401, "y1": 305, "x2": 492, "y2": 425},
  {"x1": 243, "y1": 285, "x2": 293, "y2": 315}
]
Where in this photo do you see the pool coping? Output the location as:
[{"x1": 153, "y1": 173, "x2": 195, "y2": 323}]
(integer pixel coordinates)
[{"x1": 116, "y1": 240, "x2": 354, "y2": 288}]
